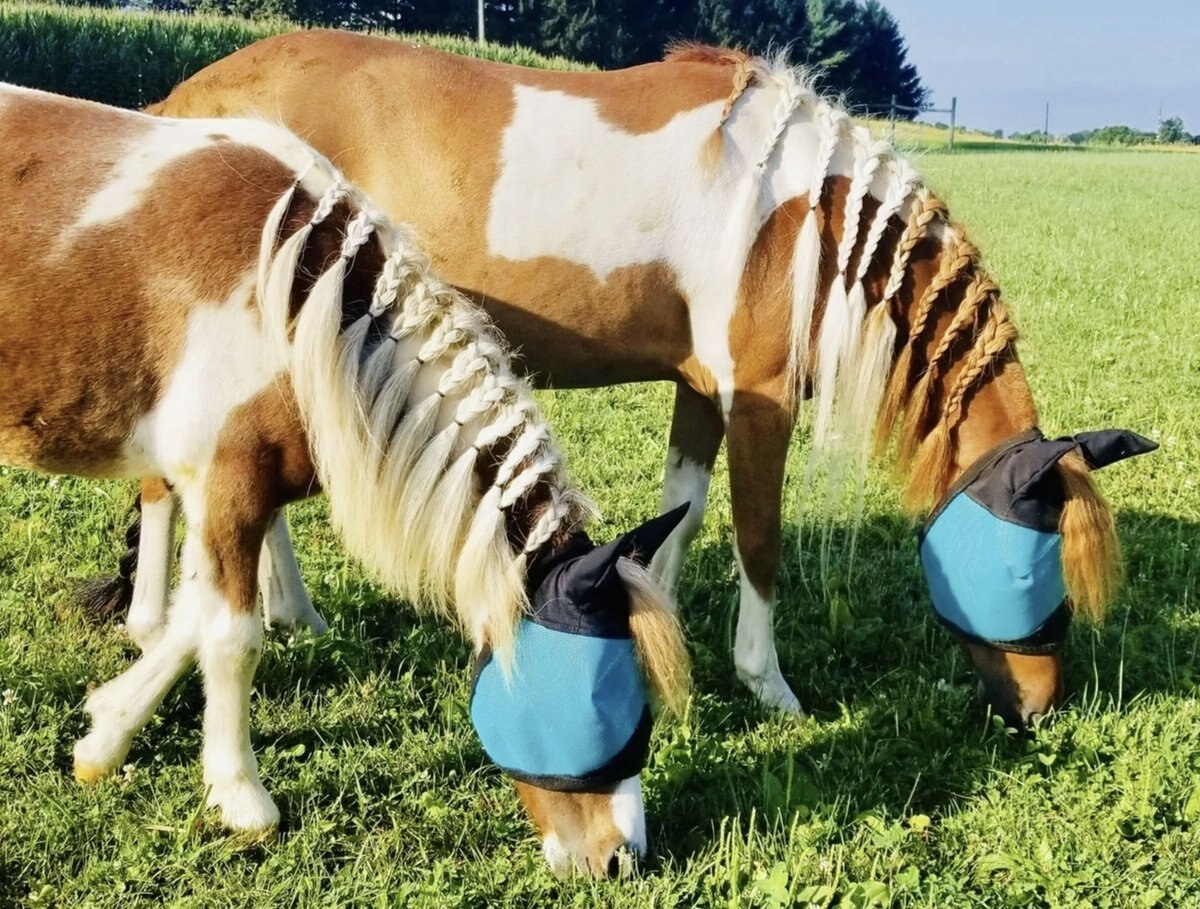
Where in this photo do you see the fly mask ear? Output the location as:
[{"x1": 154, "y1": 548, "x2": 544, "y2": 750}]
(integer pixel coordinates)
[
  {"x1": 469, "y1": 505, "x2": 690, "y2": 791},
  {"x1": 919, "y1": 429, "x2": 1156, "y2": 652}
]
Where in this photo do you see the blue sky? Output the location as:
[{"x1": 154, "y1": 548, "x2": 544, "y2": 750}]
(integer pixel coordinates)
[{"x1": 879, "y1": 1, "x2": 1199, "y2": 135}]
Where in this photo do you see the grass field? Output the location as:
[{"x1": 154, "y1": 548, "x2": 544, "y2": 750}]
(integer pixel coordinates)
[{"x1": 1, "y1": 147, "x2": 1198, "y2": 907}]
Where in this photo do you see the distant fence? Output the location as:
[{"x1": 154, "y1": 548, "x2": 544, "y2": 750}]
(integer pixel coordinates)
[{"x1": 859, "y1": 96, "x2": 959, "y2": 149}]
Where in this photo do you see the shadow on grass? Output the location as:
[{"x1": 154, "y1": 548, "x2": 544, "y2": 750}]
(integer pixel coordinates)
[
  {"x1": 642, "y1": 507, "x2": 1198, "y2": 865},
  {"x1": 56, "y1": 505, "x2": 1196, "y2": 870}
]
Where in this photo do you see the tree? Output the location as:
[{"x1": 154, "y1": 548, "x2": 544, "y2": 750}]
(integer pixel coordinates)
[{"x1": 1158, "y1": 116, "x2": 1188, "y2": 144}]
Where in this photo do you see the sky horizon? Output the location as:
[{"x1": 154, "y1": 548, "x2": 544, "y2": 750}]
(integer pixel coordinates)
[{"x1": 879, "y1": 1, "x2": 1198, "y2": 136}]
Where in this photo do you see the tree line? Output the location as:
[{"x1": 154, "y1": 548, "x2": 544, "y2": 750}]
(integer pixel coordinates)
[{"x1": 131, "y1": 0, "x2": 929, "y2": 115}]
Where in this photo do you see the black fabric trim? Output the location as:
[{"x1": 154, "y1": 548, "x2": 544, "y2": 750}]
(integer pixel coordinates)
[
  {"x1": 525, "y1": 532, "x2": 633, "y2": 639},
  {"x1": 494, "y1": 706, "x2": 654, "y2": 792},
  {"x1": 919, "y1": 427, "x2": 1045, "y2": 539},
  {"x1": 937, "y1": 600, "x2": 1071, "y2": 655}
]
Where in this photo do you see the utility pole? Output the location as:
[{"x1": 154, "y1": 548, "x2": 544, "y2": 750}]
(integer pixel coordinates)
[
  {"x1": 477, "y1": 0, "x2": 485, "y2": 43},
  {"x1": 948, "y1": 96, "x2": 957, "y2": 150},
  {"x1": 1044, "y1": 102, "x2": 1050, "y2": 144}
]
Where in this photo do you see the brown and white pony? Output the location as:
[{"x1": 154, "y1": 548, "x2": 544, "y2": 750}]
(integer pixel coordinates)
[
  {"x1": 0, "y1": 83, "x2": 689, "y2": 878},
  {"x1": 141, "y1": 32, "x2": 1123, "y2": 723}
]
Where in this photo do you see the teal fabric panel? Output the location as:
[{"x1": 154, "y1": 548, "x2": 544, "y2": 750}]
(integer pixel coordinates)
[
  {"x1": 920, "y1": 492, "x2": 1065, "y2": 642},
  {"x1": 471, "y1": 619, "x2": 647, "y2": 779}
]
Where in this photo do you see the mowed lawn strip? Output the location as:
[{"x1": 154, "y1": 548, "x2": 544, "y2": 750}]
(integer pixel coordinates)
[{"x1": 1, "y1": 149, "x2": 1197, "y2": 907}]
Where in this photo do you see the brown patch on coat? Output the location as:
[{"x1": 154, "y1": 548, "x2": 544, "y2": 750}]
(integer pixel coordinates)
[
  {"x1": 149, "y1": 29, "x2": 740, "y2": 388},
  {"x1": 141, "y1": 476, "x2": 172, "y2": 505},
  {"x1": 205, "y1": 382, "x2": 317, "y2": 610},
  {"x1": 664, "y1": 43, "x2": 751, "y2": 67},
  {"x1": 958, "y1": 639, "x2": 1062, "y2": 726},
  {"x1": 0, "y1": 88, "x2": 299, "y2": 475}
]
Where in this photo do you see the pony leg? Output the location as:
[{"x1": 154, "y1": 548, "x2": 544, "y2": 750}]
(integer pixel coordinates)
[
  {"x1": 258, "y1": 510, "x2": 328, "y2": 634},
  {"x1": 126, "y1": 478, "x2": 178, "y2": 651},
  {"x1": 74, "y1": 538, "x2": 201, "y2": 782},
  {"x1": 650, "y1": 384, "x2": 725, "y2": 594},
  {"x1": 189, "y1": 487, "x2": 278, "y2": 832},
  {"x1": 726, "y1": 393, "x2": 803, "y2": 715}
]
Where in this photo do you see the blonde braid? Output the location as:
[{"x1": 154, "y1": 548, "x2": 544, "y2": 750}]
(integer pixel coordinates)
[
  {"x1": 717, "y1": 61, "x2": 757, "y2": 129},
  {"x1": 883, "y1": 192, "x2": 948, "y2": 306},
  {"x1": 941, "y1": 300, "x2": 1017, "y2": 430}
]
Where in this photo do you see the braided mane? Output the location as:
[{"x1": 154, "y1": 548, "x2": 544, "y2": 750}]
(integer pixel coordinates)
[
  {"x1": 261, "y1": 170, "x2": 594, "y2": 659},
  {"x1": 695, "y1": 47, "x2": 1024, "y2": 514}
]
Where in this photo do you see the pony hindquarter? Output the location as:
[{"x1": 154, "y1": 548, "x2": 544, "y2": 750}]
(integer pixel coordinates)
[
  {"x1": 1, "y1": 85, "x2": 689, "y2": 874},
  {"x1": 148, "y1": 34, "x2": 1135, "y2": 722}
]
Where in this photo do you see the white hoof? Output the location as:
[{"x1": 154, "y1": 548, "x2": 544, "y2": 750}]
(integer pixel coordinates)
[
  {"x1": 264, "y1": 597, "x2": 329, "y2": 636},
  {"x1": 73, "y1": 728, "x2": 132, "y2": 782},
  {"x1": 207, "y1": 777, "x2": 281, "y2": 833},
  {"x1": 736, "y1": 665, "x2": 806, "y2": 717}
]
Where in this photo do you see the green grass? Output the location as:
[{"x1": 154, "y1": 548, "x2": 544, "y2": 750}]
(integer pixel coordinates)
[{"x1": 2, "y1": 149, "x2": 1199, "y2": 907}]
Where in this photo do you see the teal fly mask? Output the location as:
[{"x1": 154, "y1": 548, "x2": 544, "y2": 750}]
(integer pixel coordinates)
[
  {"x1": 470, "y1": 505, "x2": 688, "y2": 791},
  {"x1": 919, "y1": 429, "x2": 1156, "y2": 651}
]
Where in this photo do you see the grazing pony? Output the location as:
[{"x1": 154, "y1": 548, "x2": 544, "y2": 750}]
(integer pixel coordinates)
[
  {"x1": 0, "y1": 83, "x2": 690, "y2": 879},
  {"x1": 136, "y1": 33, "x2": 1142, "y2": 722}
]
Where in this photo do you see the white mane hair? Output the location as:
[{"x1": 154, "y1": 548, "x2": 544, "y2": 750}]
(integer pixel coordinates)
[
  {"x1": 715, "y1": 51, "x2": 937, "y2": 505},
  {"x1": 258, "y1": 163, "x2": 593, "y2": 660}
]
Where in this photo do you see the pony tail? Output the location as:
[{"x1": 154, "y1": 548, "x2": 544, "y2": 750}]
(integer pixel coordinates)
[
  {"x1": 1058, "y1": 452, "x2": 1120, "y2": 622},
  {"x1": 617, "y1": 559, "x2": 691, "y2": 716}
]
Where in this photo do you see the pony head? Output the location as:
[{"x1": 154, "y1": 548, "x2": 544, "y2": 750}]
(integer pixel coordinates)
[
  {"x1": 919, "y1": 429, "x2": 1156, "y2": 725},
  {"x1": 471, "y1": 505, "x2": 690, "y2": 878}
]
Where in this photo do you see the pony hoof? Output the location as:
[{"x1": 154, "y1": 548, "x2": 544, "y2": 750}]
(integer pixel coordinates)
[
  {"x1": 73, "y1": 763, "x2": 109, "y2": 785},
  {"x1": 73, "y1": 732, "x2": 127, "y2": 783},
  {"x1": 300, "y1": 610, "x2": 329, "y2": 636},
  {"x1": 208, "y1": 779, "x2": 281, "y2": 833},
  {"x1": 737, "y1": 669, "x2": 806, "y2": 717}
]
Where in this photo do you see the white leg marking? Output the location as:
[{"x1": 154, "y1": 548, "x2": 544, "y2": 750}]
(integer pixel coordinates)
[
  {"x1": 258, "y1": 511, "x2": 328, "y2": 634},
  {"x1": 609, "y1": 776, "x2": 647, "y2": 858},
  {"x1": 733, "y1": 548, "x2": 804, "y2": 716},
  {"x1": 198, "y1": 596, "x2": 278, "y2": 833},
  {"x1": 126, "y1": 493, "x2": 178, "y2": 652},
  {"x1": 74, "y1": 577, "x2": 202, "y2": 780},
  {"x1": 650, "y1": 447, "x2": 712, "y2": 596},
  {"x1": 542, "y1": 832, "x2": 572, "y2": 878}
]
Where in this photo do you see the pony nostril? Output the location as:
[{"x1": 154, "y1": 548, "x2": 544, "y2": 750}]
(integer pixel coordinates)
[
  {"x1": 597, "y1": 845, "x2": 637, "y2": 879},
  {"x1": 606, "y1": 853, "x2": 622, "y2": 879}
]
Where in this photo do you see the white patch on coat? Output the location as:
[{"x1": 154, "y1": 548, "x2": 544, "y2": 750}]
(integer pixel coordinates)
[
  {"x1": 487, "y1": 85, "x2": 781, "y2": 406},
  {"x1": 258, "y1": 511, "x2": 328, "y2": 634},
  {"x1": 126, "y1": 492, "x2": 179, "y2": 651},
  {"x1": 650, "y1": 447, "x2": 712, "y2": 594},
  {"x1": 732, "y1": 548, "x2": 804, "y2": 715},
  {"x1": 542, "y1": 833, "x2": 572, "y2": 877},
  {"x1": 72, "y1": 121, "x2": 215, "y2": 231},
  {"x1": 124, "y1": 273, "x2": 282, "y2": 481}
]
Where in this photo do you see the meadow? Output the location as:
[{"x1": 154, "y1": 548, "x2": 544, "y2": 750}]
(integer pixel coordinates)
[{"x1": 1, "y1": 100, "x2": 1199, "y2": 909}]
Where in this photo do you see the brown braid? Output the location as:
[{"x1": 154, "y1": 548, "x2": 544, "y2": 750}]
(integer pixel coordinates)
[
  {"x1": 874, "y1": 198, "x2": 955, "y2": 445},
  {"x1": 892, "y1": 236, "x2": 978, "y2": 464},
  {"x1": 902, "y1": 297, "x2": 1019, "y2": 513}
]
